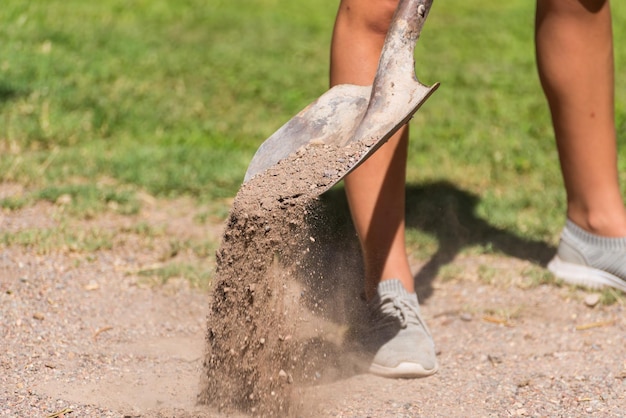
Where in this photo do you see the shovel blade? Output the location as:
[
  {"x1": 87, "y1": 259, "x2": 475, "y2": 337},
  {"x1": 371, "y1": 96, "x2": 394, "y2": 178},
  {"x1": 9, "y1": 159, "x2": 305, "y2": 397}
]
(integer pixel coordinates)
[
  {"x1": 243, "y1": 79, "x2": 437, "y2": 187},
  {"x1": 243, "y1": 0, "x2": 437, "y2": 190},
  {"x1": 243, "y1": 84, "x2": 371, "y2": 183}
]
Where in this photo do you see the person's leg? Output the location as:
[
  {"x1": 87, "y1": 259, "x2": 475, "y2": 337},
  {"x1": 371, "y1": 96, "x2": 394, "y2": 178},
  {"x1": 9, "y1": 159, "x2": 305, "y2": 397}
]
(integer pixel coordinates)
[
  {"x1": 536, "y1": 0, "x2": 626, "y2": 236},
  {"x1": 331, "y1": 0, "x2": 438, "y2": 378},
  {"x1": 331, "y1": 0, "x2": 413, "y2": 300},
  {"x1": 537, "y1": 0, "x2": 626, "y2": 290}
]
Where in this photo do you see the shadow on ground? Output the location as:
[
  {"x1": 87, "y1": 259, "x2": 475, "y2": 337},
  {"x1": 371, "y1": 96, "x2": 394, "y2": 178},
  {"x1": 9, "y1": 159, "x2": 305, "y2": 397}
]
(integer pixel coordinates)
[
  {"x1": 404, "y1": 180, "x2": 556, "y2": 300},
  {"x1": 301, "y1": 179, "x2": 557, "y2": 320},
  {"x1": 0, "y1": 81, "x2": 27, "y2": 102}
]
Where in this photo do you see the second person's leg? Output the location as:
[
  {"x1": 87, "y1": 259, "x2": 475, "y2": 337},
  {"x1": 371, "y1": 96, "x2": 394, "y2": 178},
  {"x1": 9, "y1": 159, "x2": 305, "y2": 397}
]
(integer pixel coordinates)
[{"x1": 536, "y1": 0, "x2": 626, "y2": 290}]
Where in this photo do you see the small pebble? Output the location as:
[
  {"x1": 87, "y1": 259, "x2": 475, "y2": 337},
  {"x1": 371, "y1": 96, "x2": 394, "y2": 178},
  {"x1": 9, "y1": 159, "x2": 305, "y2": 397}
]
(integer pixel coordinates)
[
  {"x1": 584, "y1": 294, "x2": 601, "y2": 307},
  {"x1": 460, "y1": 313, "x2": 473, "y2": 322}
]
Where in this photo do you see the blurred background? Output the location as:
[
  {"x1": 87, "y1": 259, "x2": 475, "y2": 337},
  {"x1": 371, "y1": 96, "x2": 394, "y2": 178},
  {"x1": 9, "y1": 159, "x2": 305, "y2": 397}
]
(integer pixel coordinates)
[{"x1": 1, "y1": 0, "x2": 625, "y2": 253}]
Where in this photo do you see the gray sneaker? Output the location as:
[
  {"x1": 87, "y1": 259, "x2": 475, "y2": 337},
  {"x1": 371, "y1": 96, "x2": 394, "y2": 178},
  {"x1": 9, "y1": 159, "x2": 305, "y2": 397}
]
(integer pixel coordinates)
[
  {"x1": 351, "y1": 279, "x2": 438, "y2": 378},
  {"x1": 548, "y1": 220, "x2": 626, "y2": 293}
]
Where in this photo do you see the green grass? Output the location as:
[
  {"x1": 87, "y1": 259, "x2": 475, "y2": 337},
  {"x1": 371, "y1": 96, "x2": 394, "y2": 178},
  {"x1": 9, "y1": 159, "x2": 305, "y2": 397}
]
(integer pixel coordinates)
[
  {"x1": 0, "y1": 226, "x2": 114, "y2": 254},
  {"x1": 137, "y1": 263, "x2": 213, "y2": 289},
  {"x1": 1, "y1": 0, "x2": 626, "y2": 249},
  {"x1": 0, "y1": 0, "x2": 334, "y2": 203},
  {"x1": 409, "y1": 1, "x2": 626, "y2": 243}
]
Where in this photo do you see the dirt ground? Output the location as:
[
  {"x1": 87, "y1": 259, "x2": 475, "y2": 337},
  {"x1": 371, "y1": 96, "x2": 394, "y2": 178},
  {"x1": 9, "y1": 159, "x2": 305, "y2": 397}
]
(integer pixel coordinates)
[{"x1": 1, "y1": 181, "x2": 626, "y2": 418}]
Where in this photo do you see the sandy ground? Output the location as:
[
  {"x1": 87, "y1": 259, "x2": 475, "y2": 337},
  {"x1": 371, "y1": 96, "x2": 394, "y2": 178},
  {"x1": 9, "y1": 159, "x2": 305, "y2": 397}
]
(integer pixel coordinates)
[{"x1": 1, "y1": 184, "x2": 626, "y2": 417}]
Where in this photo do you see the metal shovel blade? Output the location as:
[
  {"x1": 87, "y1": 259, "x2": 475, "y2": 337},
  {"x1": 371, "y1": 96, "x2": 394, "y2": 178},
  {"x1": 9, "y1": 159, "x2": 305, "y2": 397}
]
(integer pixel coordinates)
[{"x1": 243, "y1": 0, "x2": 438, "y2": 188}]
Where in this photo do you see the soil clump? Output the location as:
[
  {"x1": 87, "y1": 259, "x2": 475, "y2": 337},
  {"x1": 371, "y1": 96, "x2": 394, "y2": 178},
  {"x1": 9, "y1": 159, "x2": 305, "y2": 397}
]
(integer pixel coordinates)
[{"x1": 199, "y1": 141, "x2": 372, "y2": 416}]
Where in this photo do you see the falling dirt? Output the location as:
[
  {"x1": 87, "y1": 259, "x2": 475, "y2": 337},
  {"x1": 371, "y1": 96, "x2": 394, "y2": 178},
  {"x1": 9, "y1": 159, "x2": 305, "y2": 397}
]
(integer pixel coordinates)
[{"x1": 199, "y1": 140, "x2": 375, "y2": 416}]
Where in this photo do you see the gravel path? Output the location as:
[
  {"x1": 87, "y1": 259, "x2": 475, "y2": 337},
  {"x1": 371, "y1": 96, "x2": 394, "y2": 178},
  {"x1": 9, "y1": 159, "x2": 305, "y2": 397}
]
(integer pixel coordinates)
[{"x1": 1, "y1": 193, "x2": 625, "y2": 417}]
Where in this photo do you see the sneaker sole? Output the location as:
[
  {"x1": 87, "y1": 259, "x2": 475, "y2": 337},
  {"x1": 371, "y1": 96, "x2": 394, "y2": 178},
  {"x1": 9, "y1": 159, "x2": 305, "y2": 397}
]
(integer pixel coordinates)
[
  {"x1": 547, "y1": 256, "x2": 626, "y2": 293},
  {"x1": 369, "y1": 361, "x2": 438, "y2": 379}
]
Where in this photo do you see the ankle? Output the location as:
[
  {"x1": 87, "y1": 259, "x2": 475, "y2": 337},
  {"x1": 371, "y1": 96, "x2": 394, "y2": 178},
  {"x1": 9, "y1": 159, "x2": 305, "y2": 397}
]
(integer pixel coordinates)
[
  {"x1": 365, "y1": 276, "x2": 414, "y2": 300},
  {"x1": 567, "y1": 210, "x2": 626, "y2": 237}
]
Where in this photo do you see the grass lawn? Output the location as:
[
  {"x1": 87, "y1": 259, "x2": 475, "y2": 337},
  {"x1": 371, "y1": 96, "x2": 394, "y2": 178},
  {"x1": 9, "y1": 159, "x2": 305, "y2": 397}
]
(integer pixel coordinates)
[{"x1": 2, "y1": 0, "x2": 626, "y2": 248}]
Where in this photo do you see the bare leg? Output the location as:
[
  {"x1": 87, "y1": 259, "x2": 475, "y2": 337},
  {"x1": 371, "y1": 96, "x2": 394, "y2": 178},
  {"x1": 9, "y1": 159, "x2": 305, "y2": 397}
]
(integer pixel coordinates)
[
  {"x1": 331, "y1": 0, "x2": 413, "y2": 299},
  {"x1": 330, "y1": 0, "x2": 438, "y2": 379},
  {"x1": 536, "y1": 0, "x2": 626, "y2": 236}
]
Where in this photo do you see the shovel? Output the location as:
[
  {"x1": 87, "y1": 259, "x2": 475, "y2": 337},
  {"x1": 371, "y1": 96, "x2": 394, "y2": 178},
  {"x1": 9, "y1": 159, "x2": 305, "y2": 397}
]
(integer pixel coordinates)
[{"x1": 243, "y1": 0, "x2": 438, "y2": 192}]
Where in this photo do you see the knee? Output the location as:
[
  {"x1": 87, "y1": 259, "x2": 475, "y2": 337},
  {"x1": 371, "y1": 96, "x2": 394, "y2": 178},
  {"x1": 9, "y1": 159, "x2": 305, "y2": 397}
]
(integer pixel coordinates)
[{"x1": 338, "y1": 0, "x2": 400, "y2": 36}]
